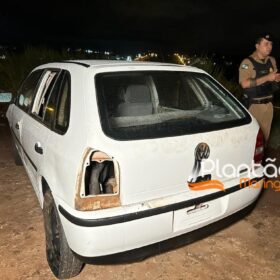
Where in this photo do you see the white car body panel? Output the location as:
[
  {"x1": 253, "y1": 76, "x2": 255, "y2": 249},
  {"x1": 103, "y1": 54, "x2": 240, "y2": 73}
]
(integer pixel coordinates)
[
  {"x1": 6, "y1": 60, "x2": 264, "y2": 258},
  {"x1": 57, "y1": 184, "x2": 262, "y2": 257}
]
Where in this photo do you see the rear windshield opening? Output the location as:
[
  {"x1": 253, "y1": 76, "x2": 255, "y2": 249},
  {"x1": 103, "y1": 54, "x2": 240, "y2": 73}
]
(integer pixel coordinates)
[{"x1": 95, "y1": 71, "x2": 250, "y2": 140}]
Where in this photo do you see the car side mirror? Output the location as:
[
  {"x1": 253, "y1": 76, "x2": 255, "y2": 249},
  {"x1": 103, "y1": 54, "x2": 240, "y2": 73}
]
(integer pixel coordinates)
[{"x1": 0, "y1": 92, "x2": 12, "y2": 103}]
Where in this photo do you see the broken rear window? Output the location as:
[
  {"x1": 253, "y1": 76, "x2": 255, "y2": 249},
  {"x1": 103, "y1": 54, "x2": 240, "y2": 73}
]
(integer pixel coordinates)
[{"x1": 95, "y1": 71, "x2": 251, "y2": 140}]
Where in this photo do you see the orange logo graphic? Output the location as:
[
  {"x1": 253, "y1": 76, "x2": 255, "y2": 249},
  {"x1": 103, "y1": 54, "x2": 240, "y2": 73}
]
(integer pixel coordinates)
[
  {"x1": 240, "y1": 178, "x2": 280, "y2": 191},
  {"x1": 188, "y1": 180, "x2": 225, "y2": 191}
]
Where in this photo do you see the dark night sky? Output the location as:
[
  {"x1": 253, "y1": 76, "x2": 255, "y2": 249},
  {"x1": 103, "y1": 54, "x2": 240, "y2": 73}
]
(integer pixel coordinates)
[{"x1": 1, "y1": 0, "x2": 280, "y2": 56}]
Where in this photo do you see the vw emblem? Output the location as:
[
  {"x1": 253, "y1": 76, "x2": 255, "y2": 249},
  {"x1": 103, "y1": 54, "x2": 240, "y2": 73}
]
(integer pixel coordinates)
[{"x1": 195, "y1": 143, "x2": 210, "y2": 161}]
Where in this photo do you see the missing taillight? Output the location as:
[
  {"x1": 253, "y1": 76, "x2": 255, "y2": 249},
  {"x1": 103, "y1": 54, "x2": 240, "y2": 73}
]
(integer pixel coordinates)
[
  {"x1": 75, "y1": 149, "x2": 120, "y2": 211},
  {"x1": 85, "y1": 160, "x2": 117, "y2": 195}
]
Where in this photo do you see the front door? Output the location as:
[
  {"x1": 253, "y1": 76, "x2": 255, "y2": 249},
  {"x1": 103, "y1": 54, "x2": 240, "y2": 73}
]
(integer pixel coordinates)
[{"x1": 11, "y1": 70, "x2": 44, "y2": 164}]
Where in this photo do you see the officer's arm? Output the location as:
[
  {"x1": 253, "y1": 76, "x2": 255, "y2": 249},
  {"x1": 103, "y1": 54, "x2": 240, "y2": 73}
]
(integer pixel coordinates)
[
  {"x1": 239, "y1": 58, "x2": 280, "y2": 88},
  {"x1": 270, "y1": 57, "x2": 280, "y2": 82},
  {"x1": 239, "y1": 59, "x2": 255, "y2": 89},
  {"x1": 270, "y1": 57, "x2": 278, "y2": 72},
  {"x1": 240, "y1": 75, "x2": 276, "y2": 89}
]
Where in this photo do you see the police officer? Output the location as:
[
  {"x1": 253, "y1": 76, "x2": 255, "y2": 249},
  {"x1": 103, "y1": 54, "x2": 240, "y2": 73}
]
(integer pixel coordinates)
[{"x1": 239, "y1": 33, "x2": 280, "y2": 143}]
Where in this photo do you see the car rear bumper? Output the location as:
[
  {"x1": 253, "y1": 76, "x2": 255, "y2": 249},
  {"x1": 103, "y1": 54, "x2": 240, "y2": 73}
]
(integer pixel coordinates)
[
  {"x1": 76, "y1": 199, "x2": 259, "y2": 264},
  {"x1": 58, "y1": 177, "x2": 263, "y2": 257}
]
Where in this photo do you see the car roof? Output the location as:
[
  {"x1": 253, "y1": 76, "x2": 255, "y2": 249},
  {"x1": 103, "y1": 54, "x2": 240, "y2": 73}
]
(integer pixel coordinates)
[
  {"x1": 35, "y1": 59, "x2": 205, "y2": 74},
  {"x1": 67, "y1": 60, "x2": 185, "y2": 68}
]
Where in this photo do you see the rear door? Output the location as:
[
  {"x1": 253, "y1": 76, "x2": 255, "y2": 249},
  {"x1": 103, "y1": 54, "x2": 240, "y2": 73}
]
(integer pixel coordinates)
[{"x1": 21, "y1": 69, "x2": 62, "y2": 199}]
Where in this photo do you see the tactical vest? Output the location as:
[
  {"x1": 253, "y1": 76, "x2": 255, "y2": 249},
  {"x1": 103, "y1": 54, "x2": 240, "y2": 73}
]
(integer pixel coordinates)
[{"x1": 243, "y1": 56, "x2": 274, "y2": 100}]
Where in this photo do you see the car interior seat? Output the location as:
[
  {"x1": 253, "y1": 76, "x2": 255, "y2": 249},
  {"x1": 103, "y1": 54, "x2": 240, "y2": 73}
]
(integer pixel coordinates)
[{"x1": 117, "y1": 84, "x2": 153, "y2": 116}]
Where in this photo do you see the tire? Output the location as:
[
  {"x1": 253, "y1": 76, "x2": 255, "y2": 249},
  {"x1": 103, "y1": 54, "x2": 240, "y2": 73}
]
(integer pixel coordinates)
[
  {"x1": 13, "y1": 142, "x2": 22, "y2": 166},
  {"x1": 43, "y1": 190, "x2": 83, "y2": 279}
]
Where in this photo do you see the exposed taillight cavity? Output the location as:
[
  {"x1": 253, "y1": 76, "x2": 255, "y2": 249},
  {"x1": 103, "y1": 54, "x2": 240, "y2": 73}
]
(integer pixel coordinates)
[
  {"x1": 254, "y1": 129, "x2": 264, "y2": 164},
  {"x1": 75, "y1": 149, "x2": 120, "y2": 211},
  {"x1": 86, "y1": 151, "x2": 117, "y2": 195}
]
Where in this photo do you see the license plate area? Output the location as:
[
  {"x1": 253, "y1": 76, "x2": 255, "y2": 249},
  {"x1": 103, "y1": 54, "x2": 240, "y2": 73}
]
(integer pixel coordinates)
[{"x1": 173, "y1": 198, "x2": 225, "y2": 232}]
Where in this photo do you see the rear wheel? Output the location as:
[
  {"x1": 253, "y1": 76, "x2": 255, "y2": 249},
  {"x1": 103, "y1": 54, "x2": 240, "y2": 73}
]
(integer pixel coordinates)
[{"x1": 43, "y1": 190, "x2": 83, "y2": 279}]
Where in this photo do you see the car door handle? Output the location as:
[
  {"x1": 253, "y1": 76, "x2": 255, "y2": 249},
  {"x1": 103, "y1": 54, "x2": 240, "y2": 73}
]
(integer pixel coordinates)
[
  {"x1": 34, "y1": 142, "x2": 43, "y2": 155},
  {"x1": 15, "y1": 123, "x2": 19, "y2": 129}
]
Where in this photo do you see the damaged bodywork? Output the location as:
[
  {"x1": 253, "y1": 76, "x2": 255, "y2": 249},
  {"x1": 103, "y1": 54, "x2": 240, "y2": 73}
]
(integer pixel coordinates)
[{"x1": 75, "y1": 149, "x2": 120, "y2": 211}]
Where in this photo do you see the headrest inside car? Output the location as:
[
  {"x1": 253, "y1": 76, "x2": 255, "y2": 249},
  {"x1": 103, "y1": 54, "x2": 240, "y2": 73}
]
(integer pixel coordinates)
[{"x1": 123, "y1": 85, "x2": 151, "y2": 103}]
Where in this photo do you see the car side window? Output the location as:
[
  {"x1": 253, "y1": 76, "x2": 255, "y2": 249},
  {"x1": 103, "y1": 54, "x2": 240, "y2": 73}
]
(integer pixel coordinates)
[
  {"x1": 43, "y1": 72, "x2": 65, "y2": 127},
  {"x1": 17, "y1": 70, "x2": 44, "y2": 112},
  {"x1": 54, "y1": 72, "x2": 71, "y2": 133},
  {"x1": 28, "y1": 69, "x2": 71, "y2": 133},
  {"x1": 32, "y1": 70, "x2": 60, "y2": 119}
]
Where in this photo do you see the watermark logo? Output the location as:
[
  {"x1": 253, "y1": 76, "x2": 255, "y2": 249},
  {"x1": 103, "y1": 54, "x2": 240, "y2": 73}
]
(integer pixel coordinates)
[
  {"x1": 200, "y1": 157, "x2": 279, "y2": 179},
  {"x1": 187, "y1": 143, "x2": 225, "y2": 192},
  {"x1": 188, "y1": 142, "x2": 210, "y2": 184},
  {"x1": 188, "y1": 180, "x2": 225, "y2": 191},
  {"x1": 240, "y1": 177, "x2": 280, "y2": 192},
  {"x1": 188, "y1": 157, "x2": 279, "y2": 192}
]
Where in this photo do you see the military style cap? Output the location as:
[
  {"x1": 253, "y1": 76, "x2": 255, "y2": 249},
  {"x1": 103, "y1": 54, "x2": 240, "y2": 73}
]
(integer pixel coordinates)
[{"x1": 256, "y1": 33, "x2": 274, "y2": 43}]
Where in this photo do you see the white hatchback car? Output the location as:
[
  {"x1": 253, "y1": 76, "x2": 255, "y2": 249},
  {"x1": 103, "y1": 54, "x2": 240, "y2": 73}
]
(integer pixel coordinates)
[{"x1": 6, "y1": 60, "x2": 264, "y2": 278}]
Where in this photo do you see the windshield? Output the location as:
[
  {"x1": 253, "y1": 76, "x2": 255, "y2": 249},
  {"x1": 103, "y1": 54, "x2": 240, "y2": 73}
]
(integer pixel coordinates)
[{"x1": 95, "y1": 71, "x2": 250, "y2": 140}]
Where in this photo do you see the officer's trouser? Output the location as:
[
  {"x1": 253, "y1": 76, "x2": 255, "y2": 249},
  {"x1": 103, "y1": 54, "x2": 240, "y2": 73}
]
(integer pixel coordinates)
[{"x1": 249, "y1": 102, "x2": 273, "y2": 144}]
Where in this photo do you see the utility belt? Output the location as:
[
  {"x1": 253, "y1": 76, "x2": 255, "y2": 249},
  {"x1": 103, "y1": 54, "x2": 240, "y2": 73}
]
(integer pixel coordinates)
[
  {"x1": 250, "y1": 96, "x2": 273, "y2": 105},
  {"x1": 241, "y1": 94, "x2": 273, "y2": 109}
]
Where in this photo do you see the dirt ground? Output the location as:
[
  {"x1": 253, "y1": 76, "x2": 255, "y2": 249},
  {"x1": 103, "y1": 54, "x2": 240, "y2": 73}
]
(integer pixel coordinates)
[{"x1": 0, "y1": 123, "x2": 280, "y2": 280}]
